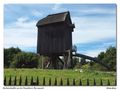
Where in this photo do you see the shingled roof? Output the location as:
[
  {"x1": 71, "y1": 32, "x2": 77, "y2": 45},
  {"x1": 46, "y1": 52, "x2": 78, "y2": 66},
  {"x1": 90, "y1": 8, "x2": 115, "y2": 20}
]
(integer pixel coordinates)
[{"x1": 36, "y1": 11, "x2": 70, "y2": 26}]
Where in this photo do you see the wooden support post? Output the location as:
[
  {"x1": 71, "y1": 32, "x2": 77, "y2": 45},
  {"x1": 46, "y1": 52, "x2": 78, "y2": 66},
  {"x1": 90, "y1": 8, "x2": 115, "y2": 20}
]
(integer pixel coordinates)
[
  {"x1": 63, "y1": 54, "x2": 68, "y2": 69},
  {"x1": 41, "y1": 56, "x2": 44, "y2": 69},
  {"x1": 67, "y1": 49, "x2": 72, "y2": 68},
  {"x1": 49, "y1": 56, "x2": 59, "y2": 69},
  {"x1": 46, "y1": 60, "x2": 50, "y2": 69},
  {"x1": 49, "y1": 57, "x2": 53, "y2": 69},
  {"x1": 63, "y1": 49, "x2": 73, "y2": 69},
  {"x1": 52, "y1": 56, "x2": 57, "y2": 69}
]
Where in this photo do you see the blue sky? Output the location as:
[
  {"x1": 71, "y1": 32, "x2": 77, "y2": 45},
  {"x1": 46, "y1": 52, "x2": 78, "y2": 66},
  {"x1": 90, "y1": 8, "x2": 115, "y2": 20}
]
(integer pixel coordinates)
[{"x1": 4, "y1": 4, "x2": 116, "y2": 57}]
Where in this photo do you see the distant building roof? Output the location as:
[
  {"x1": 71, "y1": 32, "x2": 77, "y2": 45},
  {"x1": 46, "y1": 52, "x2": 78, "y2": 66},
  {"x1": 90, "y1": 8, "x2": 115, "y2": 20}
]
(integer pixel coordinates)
[{"x1": 36, "y1": 11, "x2": 70, "y2": 26}]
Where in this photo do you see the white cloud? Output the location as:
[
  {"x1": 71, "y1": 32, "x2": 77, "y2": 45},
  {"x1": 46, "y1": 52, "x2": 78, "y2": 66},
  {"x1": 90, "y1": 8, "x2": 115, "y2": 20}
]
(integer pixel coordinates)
[
  {"x1": 6, "y1": 17, "x2": 37, "y2": 29},
  {"x1": 52, "y1": 4, "x2": 66, "y2": 12},
  {"x1": 78, "y1": 41, "x2": 115, "y2": 57},
  {"x1": 72, "y1": 29, "x2": 115, "y2": 44},
  {"x1": 4, "y1": 17, "x2": 37, "y2": 48},
  {"x1": 77, "y1": 8, "x2": 116, "y2": 15},
  {"x1": 72, "y1": 16, "x2": 116, "y2": 44},
  {"x1": 102, "y1": 41, "x2": 116, "y2": 47},
  {"x1": 4, "y1": 28, "x2": 37, "y2": 47},
  {"x1": 52, "y1": 4, "x2": 61, "y2": 11},
  {"x1": 83, "y1": 48, "x2": 106, "y2": 57},
  {"x1": 32, "y1": 10, "x2": 43, "y2": 17},
  {"x1": 4, "y1": 4, "x2": 116, "y2": 55},
  {"x1": 71, "y1": 14, "x2": 116, "y2": 56},
  {"x1": 17, "y1": 17, "x2": 29, "y2": 23}
]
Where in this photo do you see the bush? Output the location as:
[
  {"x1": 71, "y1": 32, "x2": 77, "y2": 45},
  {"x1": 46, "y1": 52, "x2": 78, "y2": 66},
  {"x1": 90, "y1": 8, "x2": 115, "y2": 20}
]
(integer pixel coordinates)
[
  {"x1": 4, "y1": 47, "x2": 21, "y2": 68},
  {"x1": 10, "y1": 52, "x2": 39, "y2": 68},
  {"x1": 97, "y1": 46, "x2": 116, "y2": 71}
]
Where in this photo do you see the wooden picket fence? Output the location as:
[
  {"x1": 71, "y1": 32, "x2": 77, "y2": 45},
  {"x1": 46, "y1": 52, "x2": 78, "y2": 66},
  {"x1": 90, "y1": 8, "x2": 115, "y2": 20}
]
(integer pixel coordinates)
[{"x1": 4, "y1": 76, "x2": 116, "y2": 86}]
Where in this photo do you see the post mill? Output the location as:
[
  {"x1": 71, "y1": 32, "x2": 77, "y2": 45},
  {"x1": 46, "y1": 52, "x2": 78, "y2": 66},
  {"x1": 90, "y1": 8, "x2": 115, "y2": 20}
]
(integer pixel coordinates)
[
  {"x1": 36, "y1": 11, "x2": 110, "y2": 70},
  {"x1": 36, "y1": 11, "x2": 74, "y2": 69}
]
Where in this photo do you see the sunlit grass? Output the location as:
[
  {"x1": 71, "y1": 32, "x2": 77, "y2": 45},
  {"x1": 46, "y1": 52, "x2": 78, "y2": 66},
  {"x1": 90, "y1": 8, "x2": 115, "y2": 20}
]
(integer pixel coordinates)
[{"x1": 4, "y1": 69, "x2": 116, "y2": 86}]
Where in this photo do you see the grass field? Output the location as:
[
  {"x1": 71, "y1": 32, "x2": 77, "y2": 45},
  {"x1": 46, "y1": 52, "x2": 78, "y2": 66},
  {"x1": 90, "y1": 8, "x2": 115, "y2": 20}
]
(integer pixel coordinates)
[{"x1": 4, "y1": 69, "x2": 116, "y2": 86}]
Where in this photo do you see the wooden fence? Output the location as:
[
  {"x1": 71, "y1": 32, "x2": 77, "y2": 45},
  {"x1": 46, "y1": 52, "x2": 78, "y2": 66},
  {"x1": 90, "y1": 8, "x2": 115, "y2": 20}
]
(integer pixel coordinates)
[{"x1": 4, "y1": 76, "x2": 116, "y2": 86}]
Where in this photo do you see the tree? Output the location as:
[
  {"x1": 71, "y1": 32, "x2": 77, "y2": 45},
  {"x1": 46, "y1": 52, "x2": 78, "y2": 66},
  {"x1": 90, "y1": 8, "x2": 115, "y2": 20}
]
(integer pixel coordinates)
[
  {"x1": 104, "y1": 47, "x2": 116, "y2": 71},
  {"x1": 4, "y1": 47, "x2": 50, "y2": 69},
  {"x1": 97, "y1": 46, "x2": 116, "y2": 71},
  {"x1": 4, "y1": 47, "x2": 21, "y2": 68},
  {"x1": 10, "y1": 52, "x2": 39, "y2": 68},
  {"x1": 98, "y1": 52, "x2": 105, "y2": 60}
]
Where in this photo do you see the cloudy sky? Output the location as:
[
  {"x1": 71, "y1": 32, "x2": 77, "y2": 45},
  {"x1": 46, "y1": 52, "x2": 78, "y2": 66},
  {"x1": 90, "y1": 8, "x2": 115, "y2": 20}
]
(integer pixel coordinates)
[{"x1": 4, "y1": 4, "x2": 116, "y2": 57}]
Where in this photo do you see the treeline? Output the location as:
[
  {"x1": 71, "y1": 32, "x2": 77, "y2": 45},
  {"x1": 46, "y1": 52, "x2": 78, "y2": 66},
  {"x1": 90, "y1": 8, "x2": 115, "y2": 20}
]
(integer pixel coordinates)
[
  {"x1": 4, "y1": 47, "x2": 46, "y2": 68},
  {"x1": 97, "y1": 46, "x2": 116, "y2": 71},
  {"x1": 4, "y1": 47, "x2": 116, "y2": 71},
  {"x1": 73, "y1": 46, "x2": 116, "y2": 71}
]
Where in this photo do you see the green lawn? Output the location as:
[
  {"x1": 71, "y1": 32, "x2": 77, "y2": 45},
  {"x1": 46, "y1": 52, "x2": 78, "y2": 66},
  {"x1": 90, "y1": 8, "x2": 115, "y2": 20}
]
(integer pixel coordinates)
[{"x1": 4, "y1": 69, "x2": 116, "y2": 86}]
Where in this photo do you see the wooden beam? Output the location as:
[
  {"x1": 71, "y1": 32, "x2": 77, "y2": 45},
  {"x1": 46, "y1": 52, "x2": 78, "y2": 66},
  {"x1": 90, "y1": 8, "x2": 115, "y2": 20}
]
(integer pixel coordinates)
[{"x1": 73, "y1": 53, "x2": 111, "y2": 70}]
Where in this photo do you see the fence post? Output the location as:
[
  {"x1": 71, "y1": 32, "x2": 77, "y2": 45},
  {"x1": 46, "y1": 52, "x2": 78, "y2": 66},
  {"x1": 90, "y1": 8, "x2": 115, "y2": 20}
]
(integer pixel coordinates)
[
  {"x1": 43, "y1": 77, "x2": 45, "y2": 86},
  {"x1": 31, "y1": 76, "x2": 33, "y2": 85},
  {"x1": 100, "y1": 79, "x2": 103, "y2": 86},
  {"x1": 14, "y1": 76, "x2": 17, "y2": 85},
  {"x1": 9, "y1": 76, "x2": 12, "y2": 85},
  {"x1": 4, "y1": 76, "x2": 6, "y2": 85},
  {"x1": 60, "y1": 78, "x2": 63, "y2": 86},
  {"x1": 25, "y1": 76, "x2": 28, "y2": 85},
  {"x1": 115, "y1": 79, "x2": 116, "y2": 86},
  {"x1": 36, "y1": 76, "x2": 39, "y2": 85},
  {"x1": 93, "y1": 78, "x2": 96, "y2": 86},
  {"x1": 107, "y1": 79, "x2": 110, "y2": 86},
  {"x1": 73, "y1": 78, "x2": 75, "y2": 86},
  {"x1": 67, "y1": 78, "x2": 69, "y2": 86},
  {"x1": 49, "y1": 78, "x2": 51, "y2": 86},
  {"x1": 54, "y1": 78, "x2": 57, "y2": 86},
  {"x1": 79, "y1": 79, "x2": 82, "y2": 86},
  {"x1": 87, "y1": 79, "x2": 89, "y2": 86},
  {"x1": 19, "y1": 76, "x2": 22, "y2": 86}
]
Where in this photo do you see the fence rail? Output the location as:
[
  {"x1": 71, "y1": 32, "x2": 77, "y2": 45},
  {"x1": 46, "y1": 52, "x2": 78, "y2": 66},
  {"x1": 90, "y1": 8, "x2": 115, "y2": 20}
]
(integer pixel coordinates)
[{"x1": 4, "y1": 76, "x2": 116, "y2": 86}]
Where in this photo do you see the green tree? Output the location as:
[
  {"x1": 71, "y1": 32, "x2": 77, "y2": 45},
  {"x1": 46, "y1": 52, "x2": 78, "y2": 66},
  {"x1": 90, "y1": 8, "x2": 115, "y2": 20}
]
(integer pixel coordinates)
[
  {"x1": 97, "y1": 46, "x2": 116, "y2": 71},
  {"x1": 10, "y1": 52, "x2": 39, "y2": 68},
  {"x1": 4, "y1": 47, "x2": 21, "y2": 68},
  {"x1": 98, "y1": 52, "x2": 105, "y2": 60}
]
